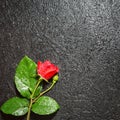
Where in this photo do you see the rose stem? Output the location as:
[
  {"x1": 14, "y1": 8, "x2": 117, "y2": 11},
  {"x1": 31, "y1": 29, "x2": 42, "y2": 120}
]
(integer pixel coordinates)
[
  {"x1": 27, "y1": 77, "x2": 43, "y2": 120},
  {"x1": 33, "y1": 81, "x2": 56, "y2": 103}
]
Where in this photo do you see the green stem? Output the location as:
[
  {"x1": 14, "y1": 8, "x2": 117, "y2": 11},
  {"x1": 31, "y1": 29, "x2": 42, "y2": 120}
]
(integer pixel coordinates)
[
  {"x1": 33, "y1": 82, "x2": 56, "y2": 103},
  {"x1": 26, "y1": 77, "x2": 42, "y2": 120},
  {"x1": 31, "y1": 78, "x2": 42, "y2": 98},
  {"x1": 27, "y1": 99, "x2": 32, "y2": 120}
]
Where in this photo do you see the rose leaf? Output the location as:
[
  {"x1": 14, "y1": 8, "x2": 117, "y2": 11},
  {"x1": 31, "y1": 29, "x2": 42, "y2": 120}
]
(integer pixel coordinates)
[
  {"x1": 15, "y1": 56, "x2": 41, "y2": 99},
  {"x1": 32, "y1": 96, "x2": 60, "y2": 115},
  {"x1": 0, "y1": 97, "x2": 29, "y2": 116}
]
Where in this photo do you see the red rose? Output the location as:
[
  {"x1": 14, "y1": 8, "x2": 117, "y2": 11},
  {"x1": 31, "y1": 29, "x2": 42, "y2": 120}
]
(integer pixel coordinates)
[{"x1": 37, "y1": 60, "x2": 59, "y2": 80}]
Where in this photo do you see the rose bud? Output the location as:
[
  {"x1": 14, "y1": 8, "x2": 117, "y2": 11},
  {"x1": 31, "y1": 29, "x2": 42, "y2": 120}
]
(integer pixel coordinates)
[{"x1": 37, "y1": 60, "x2": 59, "y2": 80}]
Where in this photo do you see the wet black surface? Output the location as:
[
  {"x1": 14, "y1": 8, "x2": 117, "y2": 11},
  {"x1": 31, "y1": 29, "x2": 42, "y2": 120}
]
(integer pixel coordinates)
[{"x1": 1, "y1": 0, "x2": 120, "y2": 120}]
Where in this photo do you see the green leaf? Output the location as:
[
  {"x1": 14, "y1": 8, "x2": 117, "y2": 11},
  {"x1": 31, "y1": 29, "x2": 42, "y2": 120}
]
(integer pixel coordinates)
[
  {"x1": 15, "y1": 56, "x2": 41, "y2": 98},
  {"x1": 32, "y1": 96, "x2": 60, "y2": 115},
  {"x1": 0, "y1": 97, "x2": 29, "y2": 116}
]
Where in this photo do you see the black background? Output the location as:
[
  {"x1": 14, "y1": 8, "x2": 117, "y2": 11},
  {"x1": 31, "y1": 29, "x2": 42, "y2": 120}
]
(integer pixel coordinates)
[{"x1": 1, "y1": 0, "x2": 120, "y2": 120}]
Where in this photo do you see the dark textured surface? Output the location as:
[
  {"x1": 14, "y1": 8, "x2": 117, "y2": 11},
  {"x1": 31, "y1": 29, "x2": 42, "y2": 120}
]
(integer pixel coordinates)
[{"x1": 1, "y1": 0, "x2": 120, "y2": 120}]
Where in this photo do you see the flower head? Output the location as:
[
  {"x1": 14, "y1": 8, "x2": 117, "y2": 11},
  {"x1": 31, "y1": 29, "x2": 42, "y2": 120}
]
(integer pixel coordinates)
[{"x1": 37, "y1": 60, "x2": 59, "y2": 80}]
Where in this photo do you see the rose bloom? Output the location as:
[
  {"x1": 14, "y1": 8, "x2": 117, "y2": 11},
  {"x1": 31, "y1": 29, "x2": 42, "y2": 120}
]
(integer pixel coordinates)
[{"x1": 37, "y1": 60, "x2": 59, "y2": 80}]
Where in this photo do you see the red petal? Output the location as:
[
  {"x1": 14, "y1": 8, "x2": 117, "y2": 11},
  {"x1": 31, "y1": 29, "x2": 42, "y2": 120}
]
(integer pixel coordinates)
[{"x1": 37, "y1": 61, "x2": 42, "y2": 74}]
